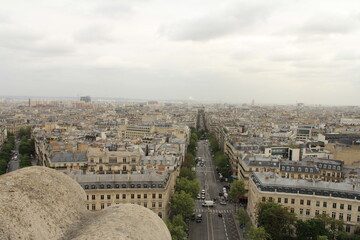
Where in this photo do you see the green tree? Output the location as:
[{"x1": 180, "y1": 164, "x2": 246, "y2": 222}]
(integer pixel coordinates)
[
  {"x1": 171, "y1": 214, "x2": 187, "y2": 230},
  {"x1": 229, "y1": 180, "x2": 246, "y2": 203},
  {"x1": 165, "y1": 220, "x2": 187, "y2": 240},
  {"x1": 20, "y1": 154, "x2": 32, "y2": 168},
  {"x1": 170, "y1": 191, "x2": 195, "y2": 219},
  {"x1": 315, "y1": 214, "x2": 344, "y2": 240},
  {"x1": 246, "y1": 226, "x2": 271, "y2": 240},
  {"x1": 257, "y1": 202, "x2": 297, "y2": 240},
  {"x1": 236, "y1": 208, "x2": 250, "y2": 228},
  {"x1": 175, "y1": 177, "x2": 200, "y2": 199},
  {"x1": 296, "y1": 218, "x2": 329, "y2": 240},
  {"x1": 183, "y1": 153, "x2": 195, "y2": 168},
  {"x1": 179, "y1": 167, "x2": 196, "y2": 181}
]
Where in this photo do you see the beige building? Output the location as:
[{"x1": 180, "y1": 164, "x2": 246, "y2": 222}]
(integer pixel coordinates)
[
  {"x1": 248, "y1": 172, "x2": 360, "y2": 234},
  {"x1": 0, "y1": 126, "x2": 7, "y2": 146},
  {"x1": 75, "y1": 169, "x2": 178, "y2": 219}
]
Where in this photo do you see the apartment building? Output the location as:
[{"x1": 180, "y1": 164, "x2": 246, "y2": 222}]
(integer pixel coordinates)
[
  {"x1": 0, "y1": 126, "x2": 7, "y2": 147},
  {"x1": 248, "y1": 172, "x2": 360, "y2": 234},
  {"x1": 77, "y1": 169, "x2": 178, "y2": 219}
]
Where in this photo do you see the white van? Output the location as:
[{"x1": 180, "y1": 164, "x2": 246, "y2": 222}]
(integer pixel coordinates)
[{"x1": 202, "y1": 200, "x2": 214, "y2": 207}]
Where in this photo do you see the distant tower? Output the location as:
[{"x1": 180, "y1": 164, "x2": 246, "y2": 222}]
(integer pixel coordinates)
[
  {"x1": 80, "y1": 96, "x2": 91, "y2": 103},
  {"x1": 28, "y1": 98, "x2": 31, "y2": 107},
  {"x1": 251, "y1": 99, "x2": 255, "y2": 106}
]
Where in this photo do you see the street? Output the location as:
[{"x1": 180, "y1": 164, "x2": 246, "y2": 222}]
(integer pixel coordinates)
[
  {"x1": 189, "y1": 140, "x2": 241, "y2": 240},
  {"x1": 6, "y1": 140, "x2": 20, "y2": 173}
]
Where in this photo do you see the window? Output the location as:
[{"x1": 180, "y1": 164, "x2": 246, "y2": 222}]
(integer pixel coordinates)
[
  {"x1": 131, "y1": 194, "x2": 134, "y2": 199},
  {"x1": 347, "y1": 214, "x2": 351, "y2": 222},
  {"x1": 144, "y1": 194, "x2": 147, "y2": 199},
  {"x1": 91, "y1": 185, "x2": 96, "y2": 189},
  {"x1": 348, "y1": 205, "x2": 352, "y2": 211},
  {"x1": 107, "y1": 184, "x2": 111, "y2": 189},
  {"x1": 340, "y1": 204, "x2": 344, "y2": 210},
  {"x1": 269, "y1": 197, "x2": 273, "y2": 202},
  {"x1": 310, "y1": 168, "x2": 313, "y2": 173},
  {"x1": 87, "y1": 204, "x2": 89, "y2": 210},
  {"x1": 305, "y1": 168, "x2": 308, "y2": 172},
  {"x1": 291, "y1": 167, "x2": 294, "y2": 171},
  {"x1": 159, "y1": 202, "x2": 162, "y2": 208},
  {"x1": 278, "y1": 198, "x2": 281, "y2": 203},
  {"x1": 152, "y1": 193, "x2": 156, "y2": 199},
  {"x1": 122, "y1": 194, "x2": 126, "y2": 199},
  {"x1": 101, "y1": 195, "x2": 104, "y2": 200},
  {"x1": 300, "y1": 200, "x2": 304, "y2": 205},
  {"x1": 92, "y1": 195, "x2": 96, "y2": 200},
  {"x1": 323, "y1": 202, "x2": 327, "y2": 208},
  {"x1": 144, "y1": 202, "x2": 147, "y2": 208},
  {"x1": 333, "y1": 203, "x2": 337, "y2": 209},
  {"x1": 346, "y1": 225, "x2": 351, "y2": 233},
  {"x1": 300, "y1": 208, "x2": 303, "y2": 215},
  {"x1": 85, "y1": 185, "x2": 89, "y2": 189},
  {"x1": 107, "y1": 203, "x2": 111, "y2": 207},
  {"x1": 357, "y1": 216, "x2": 360, "y2": 223},
  {"x1": 306, "y1": 209, "x2": 310, "y2": 215},
  {"x1": 319, "y1": 164, "x2": 322, "y2": 168},
  {"x1": 100, "y1": 184, "x2": 104, "y2": 189},
  {"x1": 290, "y1": 208, "x2": 294, "y2": 213},
  {"x1": 116, "y1": 194, "x2": 119, "y2": 199},
  {"x1": 101, "y1": 203, "x2": 105, "y2": 209},
  {"x1": 262, "y1": 197, "x2": 266, "y2": 202},
  {"x1": 339, "y1": 213, "x2": 343, "y2": 220},
  {"x1": 358, "y1": 206, "x2": 360, "y2": 212},
  {"x1": 307, "y1": 200, "x2": 311, "y2": 206},
  {"x1": 158, "y1": 212, "x2": 162, "y2": 219},
  {"x1": 298, "y1": 167, "x2": 301, "y2": 172},
  {"x1": 322, "y1": 211, "x2": 327, "y2": 215},
  {"x1": 159, "y1": 194, "x2": 162, "y2": 199},
  {"x1": 123, "y1": 157, "x2": 126, "y2": 163},
  {"x1": 316, "y1": 201, "x2": 320, "y2": 207},
  {"x1": 315, "y1": 210, "x2": 319, "y2": 215},
  {"x1": 137, "y1": 194, "x2": 141, "y2": 199},
  {"x1": 115, "y1": 184, "x2": 120, "y2": 189},
  {"x1": 152, "y1": 202, "x2": 156, "y2": 208},
  {"x1": 332, "y1": 212, "x2": 336, "y2": 219},
  {"x1": 291, "y1": 199, "x2": 295, "y2": 204},
  {"x1": 99, "y1": 158, "x2": 102, "y2": 163},
  {"x1": 284, "y1": 198, "x2": 288, "y2": 204},
  {"x1": 92, "y1": 204, "x2": 96, "y2": 210},
  {"x1": 328, "y1": 165, "x2": 331, "y2": 170},
  {"x1": 107, "y1": 195, "x2": 111, "y2": 200}
]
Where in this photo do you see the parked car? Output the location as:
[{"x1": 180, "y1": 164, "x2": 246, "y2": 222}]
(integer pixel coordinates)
[
  {"x1": 220, "y1": 201, "x2": 227, "y2": 205},
  {"x1": 218, "y1": 213, "x2": 223, "y2": 217}
]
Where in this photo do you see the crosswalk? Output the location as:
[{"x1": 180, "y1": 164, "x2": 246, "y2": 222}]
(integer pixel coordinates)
[{"x1": 194, "y1": 208, "x2": 233, "y2": 214}]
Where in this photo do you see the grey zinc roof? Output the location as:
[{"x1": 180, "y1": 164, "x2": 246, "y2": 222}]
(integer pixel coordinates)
[{"x1": 251, "y1": 172, "x2": 360, "y2": 200}]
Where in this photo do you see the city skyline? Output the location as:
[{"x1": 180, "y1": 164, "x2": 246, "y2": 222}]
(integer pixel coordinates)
[{"x1": 1, "y1": 0, "x2": 360, "y2": 105}]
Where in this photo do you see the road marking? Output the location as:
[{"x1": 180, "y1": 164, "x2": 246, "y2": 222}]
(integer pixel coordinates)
[{"x1": 223, "y1": 217, "x2": 229, "y2": 240}]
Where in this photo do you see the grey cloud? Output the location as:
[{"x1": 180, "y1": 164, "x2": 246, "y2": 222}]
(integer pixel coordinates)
[
  {"x1": 93, "y1": 3, "x2": 133, "y2": 19},
  {"x1": 281, "y1": 14, "x2": 360, "y2": 37},
  {"x1": 335, "y1": 51, "x2": 360, "y2": 61},
  {"x1": 0, "y1": 28, "x2": 75, "y2": 57},
  {"x1": 73, "y1": 25, "x2": 115, "y2": 44},
  {"x1": 159, "y1": 2, "x2": 275, "y2": 41},
  {"x1": 268, "y1": 53, "x2": 313, "y2": 62}
]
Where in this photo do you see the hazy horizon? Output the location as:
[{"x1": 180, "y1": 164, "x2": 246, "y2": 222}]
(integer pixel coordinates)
[{"x1": 1, "y1": 0, "x2": 360, "y2": 105}]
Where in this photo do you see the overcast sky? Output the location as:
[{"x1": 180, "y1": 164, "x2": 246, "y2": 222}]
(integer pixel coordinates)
[{"x1": 1, "y1": 0, "x2": 360, "y2": 105}]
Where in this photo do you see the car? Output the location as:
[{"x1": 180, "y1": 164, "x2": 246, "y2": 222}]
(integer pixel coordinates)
[
  {"x1": 218, "y1": 213, "x2": 223, "y2": 217},
  {"x1": 220, "y1": 201, "x2": 227, "y2": 205},
  {"x1": 191, "y1": 214, "x2": 196, "y2": 221},
  {"x1": 197, "y1": 194, "x2": 201, "y2": 200},
  {"x1": 201, "y1": 189, "x2": 205, "y2": 194},
  {"x1": 196, "y1": 214, "x2": 202, "y2": 223},
  {"x1": 201, "y1": 195, "x2": 205, "y2": 200}
]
